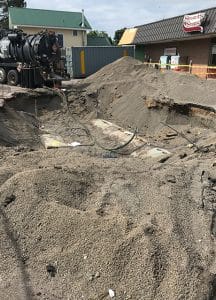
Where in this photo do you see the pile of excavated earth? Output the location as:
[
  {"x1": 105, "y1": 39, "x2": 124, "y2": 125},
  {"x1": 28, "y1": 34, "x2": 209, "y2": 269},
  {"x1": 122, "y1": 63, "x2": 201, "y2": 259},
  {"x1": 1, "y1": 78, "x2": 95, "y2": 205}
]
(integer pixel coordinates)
[{"x1": 0, "y1": 57, "x2": 216, "y2": 300}]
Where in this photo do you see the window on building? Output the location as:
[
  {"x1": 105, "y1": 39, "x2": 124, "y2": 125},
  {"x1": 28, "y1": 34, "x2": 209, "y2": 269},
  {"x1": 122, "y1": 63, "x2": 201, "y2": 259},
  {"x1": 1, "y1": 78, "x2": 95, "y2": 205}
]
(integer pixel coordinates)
[
  {"x1": 57, "y1": 34, "x2": 64, "y2": 48},
  {"x1": 73, "y1": 30, "x2": 78, "y2": 36},
  {"x1": 210, "y1": 45, "x2": 216, "y2": 65}
]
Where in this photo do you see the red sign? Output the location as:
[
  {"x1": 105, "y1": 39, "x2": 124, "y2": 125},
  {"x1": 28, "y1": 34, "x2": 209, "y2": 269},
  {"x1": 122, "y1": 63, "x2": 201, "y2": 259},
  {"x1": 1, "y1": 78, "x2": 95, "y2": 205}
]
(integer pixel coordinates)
[{"x1": 183, "y1": 13, "x2": 206, "y2": 33}]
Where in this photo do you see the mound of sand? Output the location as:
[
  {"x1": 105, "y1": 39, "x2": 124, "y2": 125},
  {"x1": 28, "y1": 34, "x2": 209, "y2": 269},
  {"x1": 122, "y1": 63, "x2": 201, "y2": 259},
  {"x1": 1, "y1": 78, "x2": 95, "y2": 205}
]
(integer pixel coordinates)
[
  {"x1": 67, "y1": 57, "x2": 216, "y2": 134},
  {"x1": 86, "y1": 56, "x2": 143, "y2": 82},
  {"x1": 86, "y1": 57, "x2": 216, "y2": 107},
  {"x1": 0, "y1": 149, "x2": 216, "y2": 300},
  {"x1": 0, "y1": 57, "x2": 216, "y2": 300}
]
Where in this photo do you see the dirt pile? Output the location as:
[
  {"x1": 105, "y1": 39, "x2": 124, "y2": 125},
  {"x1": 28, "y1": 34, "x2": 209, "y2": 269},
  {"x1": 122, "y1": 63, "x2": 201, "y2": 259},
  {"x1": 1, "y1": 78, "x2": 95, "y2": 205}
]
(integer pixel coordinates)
[
  {"x1": 0, "y1": 149, "x2": 216, "y2": 300},
  {"x1": 86, "y1": 56, "x2": 216, "y2": 107},
  {"x1": 67, "y1": 57, "x2": 216, "y2": 133},
  {"x1": 86, "y1": 56, "x2": 143, "y2": 82},
  {"x1": 0, "y1": 57, "x2": 216, "y2": 299}
]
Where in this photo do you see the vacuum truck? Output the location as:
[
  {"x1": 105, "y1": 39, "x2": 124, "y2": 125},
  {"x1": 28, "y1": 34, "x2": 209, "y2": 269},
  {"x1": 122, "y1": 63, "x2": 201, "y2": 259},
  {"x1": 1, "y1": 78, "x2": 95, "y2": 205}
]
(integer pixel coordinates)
[{"x1": 0, "y1": 29, "x2": 63, "y2": 88}]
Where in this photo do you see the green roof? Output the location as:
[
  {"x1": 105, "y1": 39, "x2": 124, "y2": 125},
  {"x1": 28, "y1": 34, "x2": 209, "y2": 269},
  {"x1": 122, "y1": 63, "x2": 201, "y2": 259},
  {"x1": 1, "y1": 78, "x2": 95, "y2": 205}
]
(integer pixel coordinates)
[
  {"x1": 9, "y1": 7, "x2": 92, "y2": 30},
  {"x1": 87, "y1": 36, "x2": 112, "y2": 46}
]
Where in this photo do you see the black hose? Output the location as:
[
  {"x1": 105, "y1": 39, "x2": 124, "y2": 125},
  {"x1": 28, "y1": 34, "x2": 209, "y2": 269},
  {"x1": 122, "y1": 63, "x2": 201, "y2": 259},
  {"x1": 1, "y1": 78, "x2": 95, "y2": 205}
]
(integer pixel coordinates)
[{"x1": 56, "y1": 89, "x2": 138, "y2": 154}]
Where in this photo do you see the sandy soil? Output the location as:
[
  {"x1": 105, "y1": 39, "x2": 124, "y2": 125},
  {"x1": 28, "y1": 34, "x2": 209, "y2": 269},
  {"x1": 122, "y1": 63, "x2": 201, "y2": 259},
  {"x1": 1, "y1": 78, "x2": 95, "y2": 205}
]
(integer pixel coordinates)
[{"x1": 0, "y1": 57, "x2": 216, "y2": 300}]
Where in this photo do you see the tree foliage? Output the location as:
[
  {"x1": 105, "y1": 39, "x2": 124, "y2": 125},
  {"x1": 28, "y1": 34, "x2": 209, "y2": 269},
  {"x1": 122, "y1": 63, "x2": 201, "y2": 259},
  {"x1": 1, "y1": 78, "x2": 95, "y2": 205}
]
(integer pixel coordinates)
[
  {"x1": 88, "y1": 30, "x2": 106, "y2": 37},
  {"x1": 88, "y1": 30, "x2": 113, "y2": 45},
  {"x1": 114, "y1": 27, "x2": 126, "y2": 45},
  {"x1": 0, "y1": 0, "x2": 27, "y2": 29}
]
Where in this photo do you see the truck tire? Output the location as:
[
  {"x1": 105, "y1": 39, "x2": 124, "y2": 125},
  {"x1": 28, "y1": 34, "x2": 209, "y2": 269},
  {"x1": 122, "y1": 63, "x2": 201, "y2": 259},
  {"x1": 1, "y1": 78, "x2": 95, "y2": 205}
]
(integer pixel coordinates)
[
  {"x1": 0, "y1": 67, "x2": 6, "y2": 84},
  {"x1": 7, "y1": 69, "x2": 19, "y2": 86}
]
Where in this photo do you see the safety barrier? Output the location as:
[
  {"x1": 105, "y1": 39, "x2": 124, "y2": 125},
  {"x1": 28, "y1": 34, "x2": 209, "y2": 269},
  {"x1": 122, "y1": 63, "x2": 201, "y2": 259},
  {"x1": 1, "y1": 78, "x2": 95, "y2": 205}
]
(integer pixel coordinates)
[{"x1": 143, "y1": 62, "x2": 216, "y2": 78}]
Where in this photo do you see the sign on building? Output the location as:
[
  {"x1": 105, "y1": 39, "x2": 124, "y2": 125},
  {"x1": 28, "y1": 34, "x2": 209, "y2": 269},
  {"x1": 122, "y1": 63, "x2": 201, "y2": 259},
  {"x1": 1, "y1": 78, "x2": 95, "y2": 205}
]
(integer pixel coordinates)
[{"x1": 183, "y1": 13, "x2": 206, "y2": 33}]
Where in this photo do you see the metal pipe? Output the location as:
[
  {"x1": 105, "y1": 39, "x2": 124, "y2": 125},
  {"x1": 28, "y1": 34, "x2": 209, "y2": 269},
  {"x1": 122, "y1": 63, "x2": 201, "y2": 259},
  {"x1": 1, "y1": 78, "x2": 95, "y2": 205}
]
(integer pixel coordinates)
[{"x1": 81, "y1": 9, "x2": 85, "y2": 28}]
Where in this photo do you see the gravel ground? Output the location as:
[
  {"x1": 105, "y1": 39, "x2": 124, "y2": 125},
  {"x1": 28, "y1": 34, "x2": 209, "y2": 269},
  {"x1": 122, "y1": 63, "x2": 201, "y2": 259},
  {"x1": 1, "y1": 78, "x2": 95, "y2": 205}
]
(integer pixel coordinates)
[{"x1": 0, "y1": 57, "x2": 216, "y2": 300}]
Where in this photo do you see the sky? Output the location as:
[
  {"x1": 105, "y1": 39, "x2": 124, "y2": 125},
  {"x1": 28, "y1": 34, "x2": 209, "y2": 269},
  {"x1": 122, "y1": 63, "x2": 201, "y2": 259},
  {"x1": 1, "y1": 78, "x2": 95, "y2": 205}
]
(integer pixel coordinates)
[{"x1": 27, "y1": 0, "x2": 216, "y2": 37}]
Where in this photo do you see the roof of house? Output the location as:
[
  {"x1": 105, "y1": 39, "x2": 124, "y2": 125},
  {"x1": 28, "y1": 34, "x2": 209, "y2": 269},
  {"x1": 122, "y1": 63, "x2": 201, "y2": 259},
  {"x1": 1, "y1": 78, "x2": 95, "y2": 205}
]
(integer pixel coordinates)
[
  {"x1": 118, "y1": 28, "x2": 137, "y2": 45},
  {"x1": 134, "y1": 7, "x2": 216, "y2": 44},
  {"x1": 87, "y1": 36, "x2": 112, "y2": 46},
  {"x1": 9, "y1": 7, "x2": 92, "y2": 30}
]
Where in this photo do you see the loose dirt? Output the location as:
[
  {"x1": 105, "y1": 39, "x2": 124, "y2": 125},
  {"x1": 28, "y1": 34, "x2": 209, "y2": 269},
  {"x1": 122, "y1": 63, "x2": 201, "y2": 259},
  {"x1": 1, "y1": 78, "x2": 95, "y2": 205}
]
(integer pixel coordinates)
[{"x1": 0, "y1": 57, "x2": 216, "y2": 300}]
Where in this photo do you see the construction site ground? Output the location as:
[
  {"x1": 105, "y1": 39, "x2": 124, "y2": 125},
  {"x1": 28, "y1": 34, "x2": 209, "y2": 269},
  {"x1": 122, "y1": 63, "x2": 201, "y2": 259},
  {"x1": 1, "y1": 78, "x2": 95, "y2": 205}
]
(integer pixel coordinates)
[{"x1": 0, "y1": 57, "x2": 216, "y2": 300}]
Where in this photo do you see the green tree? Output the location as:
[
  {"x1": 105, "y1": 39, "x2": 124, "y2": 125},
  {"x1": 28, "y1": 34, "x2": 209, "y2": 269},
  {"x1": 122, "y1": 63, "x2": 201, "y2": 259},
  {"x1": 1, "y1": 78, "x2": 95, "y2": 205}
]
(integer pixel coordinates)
[
  {"x1": 88, "y1": 30, "x2": 113, "y2": 45},
  {"x1": 88, "y1": 30, "x2": 104, "y2": 37},
  {"x1": 114, "y1": 28, "x2": 126, "y2": 45},
  {"x1": 0, "y1": 0, "x2": 27, "y2": 29}
]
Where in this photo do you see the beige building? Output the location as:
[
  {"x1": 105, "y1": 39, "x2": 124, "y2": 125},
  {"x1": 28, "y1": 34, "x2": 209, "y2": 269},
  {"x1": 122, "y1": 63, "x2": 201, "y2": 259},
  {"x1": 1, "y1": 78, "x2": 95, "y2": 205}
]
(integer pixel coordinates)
[{"x1": 9, "y1": 7, "x2": 92, "y2": 48}]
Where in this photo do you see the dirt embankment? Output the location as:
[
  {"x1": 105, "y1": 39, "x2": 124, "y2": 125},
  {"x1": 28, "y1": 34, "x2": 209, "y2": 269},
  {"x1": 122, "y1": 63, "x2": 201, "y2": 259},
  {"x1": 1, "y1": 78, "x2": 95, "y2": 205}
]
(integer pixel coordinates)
[
  {"x1": 68, "y1": 56, "x2": 216, "y2": 131},
  {"x1": 0, "y1": 57, "x2": 216, "y2": 300}
]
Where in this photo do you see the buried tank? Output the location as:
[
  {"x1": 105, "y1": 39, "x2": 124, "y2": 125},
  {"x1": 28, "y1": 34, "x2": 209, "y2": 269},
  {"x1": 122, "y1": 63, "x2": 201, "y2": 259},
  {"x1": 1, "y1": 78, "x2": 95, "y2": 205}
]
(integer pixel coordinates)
[{"x1": 0, "y1": 29, "x2": 65, "y2": 88}]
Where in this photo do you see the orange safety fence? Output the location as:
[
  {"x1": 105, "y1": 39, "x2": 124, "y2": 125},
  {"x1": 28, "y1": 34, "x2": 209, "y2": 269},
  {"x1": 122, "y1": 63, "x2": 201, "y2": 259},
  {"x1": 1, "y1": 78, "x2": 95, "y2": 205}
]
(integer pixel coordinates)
[{"x1": 143, "y1": 62, "x2": 216, "y2": 78}]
